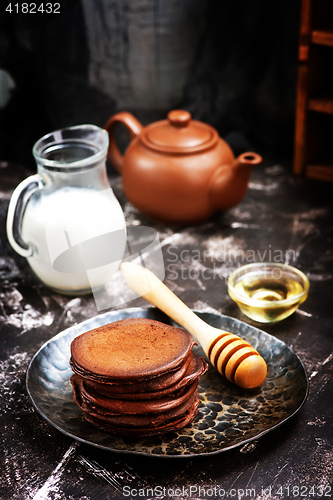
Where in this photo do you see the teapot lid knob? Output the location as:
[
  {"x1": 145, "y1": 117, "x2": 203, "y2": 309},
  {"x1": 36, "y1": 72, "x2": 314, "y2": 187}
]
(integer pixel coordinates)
[
  {"x1": 142, "y1": 109, "x2": 218, "y2": 153},
  {"x1": 167, "y1": 110, "x2": 191, "y2": 128}
]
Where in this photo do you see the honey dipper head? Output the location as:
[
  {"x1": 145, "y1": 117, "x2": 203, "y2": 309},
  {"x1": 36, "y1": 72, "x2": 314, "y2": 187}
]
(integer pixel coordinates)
[
  {"x1": 208, "y1": 332, "x2": 267, "y2": 389},
  {"x1": 233, "y1": 355, "x2": 267, "y2": 389}
]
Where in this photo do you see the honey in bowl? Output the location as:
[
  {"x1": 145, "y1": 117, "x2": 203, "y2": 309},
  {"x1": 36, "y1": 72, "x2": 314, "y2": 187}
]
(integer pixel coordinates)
[{"x1": 228, "y1": 263, "x2": 310, "y2": 323}]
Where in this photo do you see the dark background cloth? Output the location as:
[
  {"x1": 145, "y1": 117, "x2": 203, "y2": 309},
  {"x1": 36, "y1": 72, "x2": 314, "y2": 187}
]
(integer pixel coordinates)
[{"x1": 0, "y1": 0, "x2": 300, "y2": 171}]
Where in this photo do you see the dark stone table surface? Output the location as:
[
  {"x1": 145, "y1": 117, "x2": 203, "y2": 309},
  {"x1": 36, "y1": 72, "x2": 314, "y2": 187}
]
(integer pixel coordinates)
[{"x1": 0, "y1": 158, "x2": 332, "y2": 499}]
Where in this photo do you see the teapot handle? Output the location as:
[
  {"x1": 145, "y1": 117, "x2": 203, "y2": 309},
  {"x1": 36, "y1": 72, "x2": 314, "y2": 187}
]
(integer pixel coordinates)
[
  {"x1": 6, "y1": 174, "x2": 45, "y2": 257},
  {"x1": 104, "y1": 112, "x2": 143, "y2": 174}
]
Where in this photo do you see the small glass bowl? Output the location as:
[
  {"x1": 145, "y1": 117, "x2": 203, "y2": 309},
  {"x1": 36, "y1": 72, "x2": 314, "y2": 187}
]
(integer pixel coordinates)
[{"x1": 227, "y1": 263, "x2": 310, "y2": 323}]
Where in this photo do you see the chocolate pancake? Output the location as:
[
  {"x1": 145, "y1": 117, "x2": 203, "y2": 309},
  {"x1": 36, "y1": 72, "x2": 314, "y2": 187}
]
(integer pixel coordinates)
[
  {"x1": 84, "y1": 399, "x2": 200, "y2": 436},
  {"x1": 74, "y1": 386, "x2": 198, "y2": 428},
  {"x1": 84, "y1": 353, "x2": 207, "y2": 400},
  {"x1": 71, "y1": 375, "x2": 198, "y2": 415},
  {"x1": 82, "y1": 354, "x2": 192, "y2": 395},
  {"x1": 70, "y1": 318, "x2": 196, "y2": 382},
  {"x1": 70, "y1": 317, "x2": 208, "y2": 437}
]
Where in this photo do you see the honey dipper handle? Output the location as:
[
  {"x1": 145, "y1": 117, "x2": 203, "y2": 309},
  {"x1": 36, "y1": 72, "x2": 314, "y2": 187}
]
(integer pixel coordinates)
[
  {"x1": 120, "y1": 262, "x2": 218, "y2": 354},
  {"x1": 121, "y1": 262, "x2": 267, "y2": 389}
]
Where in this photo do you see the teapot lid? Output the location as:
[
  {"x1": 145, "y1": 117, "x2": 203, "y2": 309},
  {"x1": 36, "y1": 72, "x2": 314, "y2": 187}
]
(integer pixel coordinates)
[{"x1": 142, "y1": 110, "x2": 218, "y2": 153}]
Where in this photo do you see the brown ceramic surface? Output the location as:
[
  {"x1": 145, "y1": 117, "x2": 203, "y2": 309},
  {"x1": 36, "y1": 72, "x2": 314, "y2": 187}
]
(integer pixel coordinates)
[{"x1": 105, "y1": 110, "x2": 262, "y2": 223}]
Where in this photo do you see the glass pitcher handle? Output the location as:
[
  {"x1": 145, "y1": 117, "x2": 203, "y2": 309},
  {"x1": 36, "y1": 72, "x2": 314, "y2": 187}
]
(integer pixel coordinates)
[{"x1": 6, "y1": 174, "x2": 45, "y2": 258}]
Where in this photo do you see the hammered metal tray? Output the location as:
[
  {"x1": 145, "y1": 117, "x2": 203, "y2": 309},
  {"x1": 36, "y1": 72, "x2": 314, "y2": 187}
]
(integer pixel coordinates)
[{"x1": 26, "y1": 307, "x2": 309, "y2": 458}]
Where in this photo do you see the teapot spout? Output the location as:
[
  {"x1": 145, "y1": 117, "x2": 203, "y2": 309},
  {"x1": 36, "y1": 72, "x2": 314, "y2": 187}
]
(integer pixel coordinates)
[{"x1": 209, "y1": 152, "x2": 262, "y2": 211}]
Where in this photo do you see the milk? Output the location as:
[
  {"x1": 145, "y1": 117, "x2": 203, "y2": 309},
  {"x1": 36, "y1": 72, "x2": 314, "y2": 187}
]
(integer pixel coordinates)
[{"x1": 21, "y1": 187, "x2": 127, "y2": 294}]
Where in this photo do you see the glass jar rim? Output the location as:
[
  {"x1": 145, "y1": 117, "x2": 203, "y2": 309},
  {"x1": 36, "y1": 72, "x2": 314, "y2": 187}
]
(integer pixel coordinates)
[
  {"x1": 227, "y1": 262, "x2": 310, "y2": 309},
  {"x1": 32, "y1": 124, "x2": 109, "y2": 170}
]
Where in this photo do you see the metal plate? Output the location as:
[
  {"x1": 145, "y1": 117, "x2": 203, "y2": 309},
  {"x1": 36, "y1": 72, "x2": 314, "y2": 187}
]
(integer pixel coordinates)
[{"x1": 26, "y1": 307, "x2": 309, "y2": 458}]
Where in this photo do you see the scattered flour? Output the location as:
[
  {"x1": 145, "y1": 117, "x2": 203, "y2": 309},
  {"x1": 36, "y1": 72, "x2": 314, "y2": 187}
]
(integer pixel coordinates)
[
  {"x1": 0, "y1": 287, "x2": 54, "y2": 333},
  {"x1": 204, "y1": 235, "x2": 246, "y2": 261},
  {"x1": 0, "y1": 351, "x2": 31, "y2": 416},
  {"x1": 249, "y1": 180, "x2": 279, "y2": 192},
  {"x1": 7, "y1": 304, "x2": 54, "y2": 333},
  {"x1": 30, "y1": 444, "x2": 77, "y2": 500},
  {"x1": 192, "y1": 300, "x2": 221, "y2": 315}
]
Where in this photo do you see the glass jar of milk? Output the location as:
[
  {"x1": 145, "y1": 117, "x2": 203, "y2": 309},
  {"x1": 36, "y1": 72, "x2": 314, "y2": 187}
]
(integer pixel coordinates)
[{"x1": 7, "y1": 125, "x2": 127, "y2": 295}]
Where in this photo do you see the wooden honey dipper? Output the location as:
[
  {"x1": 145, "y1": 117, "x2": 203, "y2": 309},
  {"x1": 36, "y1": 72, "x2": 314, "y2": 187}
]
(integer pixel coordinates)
[{"x1": 121, "y1": 262, "x2": 267, "y2": 389}]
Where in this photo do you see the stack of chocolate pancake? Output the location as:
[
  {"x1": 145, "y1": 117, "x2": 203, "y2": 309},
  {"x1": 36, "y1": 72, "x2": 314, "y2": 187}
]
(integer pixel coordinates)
[{"x1": 70, "y1": 318, "x2": 208, "y2": 436}]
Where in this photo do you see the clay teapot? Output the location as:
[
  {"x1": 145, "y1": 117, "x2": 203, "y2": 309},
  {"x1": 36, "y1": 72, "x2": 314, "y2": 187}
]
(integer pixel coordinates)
[{"x1": 105, "y1": 110, "x2": 262, "y2": 224}]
